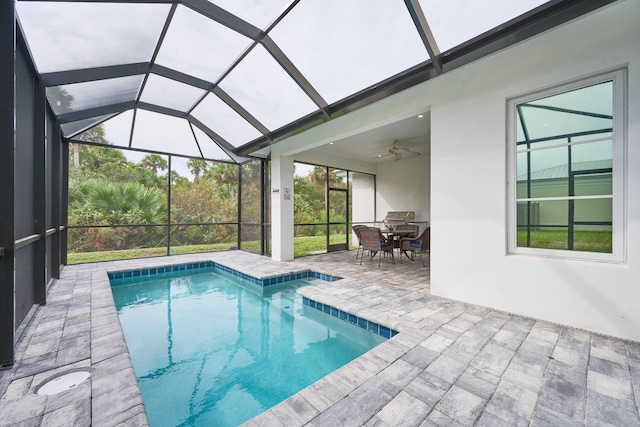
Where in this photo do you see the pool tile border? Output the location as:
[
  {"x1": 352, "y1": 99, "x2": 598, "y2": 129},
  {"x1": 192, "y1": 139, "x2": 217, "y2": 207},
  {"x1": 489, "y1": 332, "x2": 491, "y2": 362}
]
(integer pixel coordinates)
[
  {"x1": 302, "y1": 297, "x2": 398, "y2": 339},
  {"x1": 107, "y1": 260, "x2": 341, "y2": 287}
]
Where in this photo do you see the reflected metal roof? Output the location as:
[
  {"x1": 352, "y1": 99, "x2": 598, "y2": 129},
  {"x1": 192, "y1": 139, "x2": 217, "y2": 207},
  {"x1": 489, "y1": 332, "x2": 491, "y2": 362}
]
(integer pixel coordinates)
[{"x1": 16, "y1": 0, "x2": 615, "y2": 163}]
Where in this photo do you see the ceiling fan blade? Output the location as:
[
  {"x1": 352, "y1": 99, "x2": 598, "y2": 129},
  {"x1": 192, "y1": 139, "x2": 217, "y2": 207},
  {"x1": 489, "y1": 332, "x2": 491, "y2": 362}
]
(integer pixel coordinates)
[
  {"x1": 392, "y1": 150, "x2": 420, "y2": 160},
  {"x1": 374, "y1": 140, "x2": 421, "y2": 160}
]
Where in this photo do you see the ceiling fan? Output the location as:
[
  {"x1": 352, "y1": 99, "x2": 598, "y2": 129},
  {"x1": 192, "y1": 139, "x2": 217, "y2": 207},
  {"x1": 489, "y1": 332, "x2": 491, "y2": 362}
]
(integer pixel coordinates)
[{"x1": 374, "y1": 140, "x2": 421, "y2": 161}]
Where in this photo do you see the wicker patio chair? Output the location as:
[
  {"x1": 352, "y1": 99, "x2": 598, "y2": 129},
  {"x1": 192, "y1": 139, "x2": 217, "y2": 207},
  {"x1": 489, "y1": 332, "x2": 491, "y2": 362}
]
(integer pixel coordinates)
[
  {"x1": 392, "y1": 224, "x2": 419, "y2": 251},
  {"x1": 359, "y1": 227, "x2": 395, "y2": 266},
  {"x1": 352, "y1": 224, "x2": 368, "y2": 259},
  {"x1": 399, "y1": 227, "x2": 430, "y2": 265}
]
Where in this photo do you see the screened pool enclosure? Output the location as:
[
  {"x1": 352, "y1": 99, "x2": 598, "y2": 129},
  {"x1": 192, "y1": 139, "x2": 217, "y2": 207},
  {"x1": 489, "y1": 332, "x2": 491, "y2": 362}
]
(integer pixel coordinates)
[{"x1": 1, "y1": 0, "x2": 615, "y2": 367}]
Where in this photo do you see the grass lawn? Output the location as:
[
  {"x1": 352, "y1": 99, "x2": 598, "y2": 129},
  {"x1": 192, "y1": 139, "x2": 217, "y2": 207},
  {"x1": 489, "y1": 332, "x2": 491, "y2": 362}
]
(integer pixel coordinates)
[
  {"x1": 293, "y1": 234, "x2": 350, "y2": 257},
  {"x1": 517, "y1": 230, "x2": 611, "y2": 253},
  {"x1": 67, "y1": 243, "x2": 236, "y2": 264},
  {"x1": 67, "y1": 234, "x2": 350, "y2": 264}
]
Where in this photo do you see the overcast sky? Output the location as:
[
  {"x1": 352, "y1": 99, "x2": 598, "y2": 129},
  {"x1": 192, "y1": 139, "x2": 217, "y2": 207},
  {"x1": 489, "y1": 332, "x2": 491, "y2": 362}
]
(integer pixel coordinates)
[{"x1": 18, "y1": 0, "x2": 551, "y2": 160}]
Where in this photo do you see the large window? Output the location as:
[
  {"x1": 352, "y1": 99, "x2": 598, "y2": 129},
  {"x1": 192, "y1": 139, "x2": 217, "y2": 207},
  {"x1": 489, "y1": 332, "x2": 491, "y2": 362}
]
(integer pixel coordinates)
[{"x1": 508, "y1": 70, "x2": 625, "y2": 261}]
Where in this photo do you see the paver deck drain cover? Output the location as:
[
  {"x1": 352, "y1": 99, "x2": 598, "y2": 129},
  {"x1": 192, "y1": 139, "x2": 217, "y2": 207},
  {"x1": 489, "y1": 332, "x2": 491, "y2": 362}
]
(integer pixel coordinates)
[{"x1": 36, "y1": 371, "x2": 91, "y2": 395}]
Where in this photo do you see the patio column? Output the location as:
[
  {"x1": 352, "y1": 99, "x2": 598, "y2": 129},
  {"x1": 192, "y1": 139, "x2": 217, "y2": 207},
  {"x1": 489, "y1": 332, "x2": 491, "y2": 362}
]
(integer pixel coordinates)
[{"x1": 270, "y1": 154, "x2": 294, "y2": 261}]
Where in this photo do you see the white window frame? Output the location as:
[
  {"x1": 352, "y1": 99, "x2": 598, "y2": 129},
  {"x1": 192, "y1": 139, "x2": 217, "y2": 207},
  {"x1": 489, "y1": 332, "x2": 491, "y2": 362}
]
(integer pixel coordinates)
[{"x1": 507, "y1": 69, "x2": 626, "y2": 262}]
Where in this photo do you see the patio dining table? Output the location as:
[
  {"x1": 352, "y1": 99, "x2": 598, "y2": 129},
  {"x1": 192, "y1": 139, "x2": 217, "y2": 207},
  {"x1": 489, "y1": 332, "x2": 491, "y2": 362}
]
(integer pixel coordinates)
[{"x1": 381, "y1": 229, "x2": 413, "y2": 253}]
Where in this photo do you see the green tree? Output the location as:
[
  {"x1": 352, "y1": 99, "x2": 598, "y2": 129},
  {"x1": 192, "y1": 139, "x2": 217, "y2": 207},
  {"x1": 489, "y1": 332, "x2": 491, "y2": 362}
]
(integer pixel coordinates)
[
  {"x1": 294, "y1": 176, "x2": 326, "y2": 221},
  {"x1": 88, "y1": 181, "x2": 167, "y2": 224},
  {"x1": 69, "y1": 180, "x2": 166, "y2": 225},
  {"x1": 68, "y1": 180, "x2": 167, "y2": 252},
  {"x1": 308, "y1": 166, "x2": 345, "y2": 188},
  {"x1": 187, "y1": 158, "x2": 208, "y2": 181},
  {"x1": 171, "y1": 170, "x2": 189, "y2": 186},
  {"x1": 141, "y1": 154, "x2": 167, "y2": 175},
  {"x1": 203, "y1": 162, "x2": 238, "y2": 199},
  {"x1": 68, "y1": 142, "x2": 139, "y2": 185}
]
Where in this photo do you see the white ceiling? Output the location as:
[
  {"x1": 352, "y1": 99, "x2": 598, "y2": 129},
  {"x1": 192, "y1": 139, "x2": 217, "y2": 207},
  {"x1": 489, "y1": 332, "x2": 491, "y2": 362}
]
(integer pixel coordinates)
[{"x1": 306, "y1": 113, "x2": 431, "y2": 163}]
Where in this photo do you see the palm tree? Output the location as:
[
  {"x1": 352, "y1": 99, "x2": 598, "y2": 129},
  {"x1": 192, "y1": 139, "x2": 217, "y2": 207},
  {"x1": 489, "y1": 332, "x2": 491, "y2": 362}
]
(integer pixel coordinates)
[
  {"x1": 87, "y1": 181, "x2": 167, "y2": 224},
  {"x1": 187, "y1": 158, "x2": 208, "y2": 181},
  {"x1": 141, "y1": 154, "x2": 167, "y2": 175},
  {"x1": 204, "y1": 163, "x2": 239, "y2": 198},
  {"x1": 309, "y1": 166, "x2": 343, "y2": 188}
]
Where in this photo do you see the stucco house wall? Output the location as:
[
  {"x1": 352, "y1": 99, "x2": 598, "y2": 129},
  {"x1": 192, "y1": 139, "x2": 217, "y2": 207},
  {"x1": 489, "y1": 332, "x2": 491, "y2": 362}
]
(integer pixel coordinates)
[
  {"x1": 375, "y1": 152, "x2": 431, "y2": 228},
  {"x1": 428, "y1": 0, "x2": 640, "y2": 341},
  {"x1": 270, "y1": 0, "x2": 638, "y2": 340}
]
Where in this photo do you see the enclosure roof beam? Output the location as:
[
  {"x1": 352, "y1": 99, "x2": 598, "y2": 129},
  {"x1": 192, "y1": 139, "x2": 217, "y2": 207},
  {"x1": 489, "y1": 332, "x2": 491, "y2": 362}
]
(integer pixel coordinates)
[
  {"x1": 404, "y1": 0, "x2": 442, "y2": 74},
  {"x1": 441, "y1": 0, "x2": 617, "y2": 73},
  {"x1": 40, "y1": 63, "x2": 149, "y2": 86},
  {"x1": 235, "y1": 60, "x2": 438, "y2": 156},
  {"x1": 57, "y1": 101, "x2": 137, "y2": 124},
  {"x1": 182, "y1": 0, "x2": 263, "y2": 40},
  {"x1": 211, "y1": 86, "x2": 271, "y2": 136},
  {"x1": 188, "y1": 116, "x2": 251, "y2": 164},
  {"x1": 261, "y1": 35, "x2": 329, "y2": 116}
]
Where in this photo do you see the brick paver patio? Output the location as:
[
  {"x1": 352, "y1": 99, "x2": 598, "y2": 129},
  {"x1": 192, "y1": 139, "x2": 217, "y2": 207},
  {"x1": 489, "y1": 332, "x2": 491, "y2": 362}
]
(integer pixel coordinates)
[{"x1": 1, "y1": 250, "x2": 639, "y2": 426}]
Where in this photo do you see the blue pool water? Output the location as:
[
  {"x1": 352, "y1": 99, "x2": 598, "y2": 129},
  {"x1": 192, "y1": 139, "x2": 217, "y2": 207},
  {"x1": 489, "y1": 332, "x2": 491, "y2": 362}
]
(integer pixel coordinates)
[{"x1": 111, "y1": 267, "x2": 386, "y2": 427}]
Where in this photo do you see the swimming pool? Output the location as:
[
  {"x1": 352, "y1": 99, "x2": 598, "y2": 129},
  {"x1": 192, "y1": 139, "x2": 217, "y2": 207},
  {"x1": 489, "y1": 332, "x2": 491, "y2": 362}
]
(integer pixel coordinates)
[{"x1": 110, "y1": 264, "x2": 389, "y2": 426}]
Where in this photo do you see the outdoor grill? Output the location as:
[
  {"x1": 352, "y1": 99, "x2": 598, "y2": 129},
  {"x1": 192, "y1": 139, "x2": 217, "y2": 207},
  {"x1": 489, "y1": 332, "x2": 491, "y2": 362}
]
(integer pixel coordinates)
[{"x1": 383, "y1": 211, "x2": 415, "y2": 228}]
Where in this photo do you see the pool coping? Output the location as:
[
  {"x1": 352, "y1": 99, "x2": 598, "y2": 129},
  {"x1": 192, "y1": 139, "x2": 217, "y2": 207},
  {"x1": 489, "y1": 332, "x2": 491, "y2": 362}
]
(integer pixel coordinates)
[
  {"x1": 108, "y1": 259, "x2": 342, "y2": 287},
  {"x1": 109, "y1": 260, "x2": 397, "y2": 341}
]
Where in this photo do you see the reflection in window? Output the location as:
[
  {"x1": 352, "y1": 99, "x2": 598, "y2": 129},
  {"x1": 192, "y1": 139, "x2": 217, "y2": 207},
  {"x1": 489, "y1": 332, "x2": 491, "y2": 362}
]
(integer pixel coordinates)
[{"x1": 512, "y1": 75, "x2": 623, "y2": 258}]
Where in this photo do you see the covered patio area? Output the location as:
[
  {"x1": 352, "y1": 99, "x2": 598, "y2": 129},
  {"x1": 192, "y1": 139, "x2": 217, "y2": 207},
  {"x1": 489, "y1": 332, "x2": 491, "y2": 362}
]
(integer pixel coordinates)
[{"x1": 1, "y1": 250, "x2": 638, "y2": 426}]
